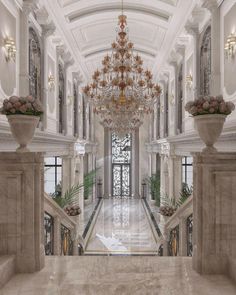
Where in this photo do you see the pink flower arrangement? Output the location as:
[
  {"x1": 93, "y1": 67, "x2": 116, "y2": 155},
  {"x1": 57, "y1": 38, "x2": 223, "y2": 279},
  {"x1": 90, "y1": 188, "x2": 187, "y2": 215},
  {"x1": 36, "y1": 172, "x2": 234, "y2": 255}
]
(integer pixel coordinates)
[
  {"x1": 0, "y1": 95, "x2": 43, "y2": 116},
  {"x1": 185, "y1": 95, "x2": 235, "y2": 116}
]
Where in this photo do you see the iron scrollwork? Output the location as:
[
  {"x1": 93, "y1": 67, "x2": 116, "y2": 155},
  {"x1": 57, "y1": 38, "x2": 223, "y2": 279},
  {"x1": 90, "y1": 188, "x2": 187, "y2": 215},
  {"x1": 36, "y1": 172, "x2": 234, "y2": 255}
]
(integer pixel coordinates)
[
  {"x1": 44, "y1": 212, "x2": 54, "y2": 255},
  {"x1": 112, "y1": 133, "x2": 132, "y2": 197},
  {"x1": 61, "y1": 224, "x2": 73, "y2": 255},
  {"x1": 187, "y1": 214, "x2": 193, "y2": 257},
  {"x1": 168, "y1": 225, "x2": 179, "y2": 256},
  {"x1": 200, "y1": 26, "x2": 211, "y2": 96},
  {"x1": 29, "y1": 27, "x2": 41, "y2": 100}
]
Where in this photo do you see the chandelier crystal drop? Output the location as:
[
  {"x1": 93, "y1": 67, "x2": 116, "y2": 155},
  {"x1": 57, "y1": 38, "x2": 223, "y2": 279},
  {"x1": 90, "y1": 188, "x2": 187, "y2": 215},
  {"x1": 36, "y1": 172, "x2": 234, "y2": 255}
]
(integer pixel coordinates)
[{"x1": 83, "y1": 7, "x2": 162, "y2": 134}]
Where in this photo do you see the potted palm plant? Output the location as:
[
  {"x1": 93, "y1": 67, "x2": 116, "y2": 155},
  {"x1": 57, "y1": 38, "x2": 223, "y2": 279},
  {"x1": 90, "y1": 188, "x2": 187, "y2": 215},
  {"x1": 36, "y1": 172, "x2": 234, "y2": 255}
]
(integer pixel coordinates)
[
  {"x1": 145, "y1": 172, "x2": 161, "y2": 207},
  {"x1": 185, "y1": 95, "x2": 234, "y2": 153},
  {"x1": 51, "y1": 169, "x2": 97, "y2": 216},
  {"x1": 0, "y1": 95, "x2": 43, "y2": 152}
]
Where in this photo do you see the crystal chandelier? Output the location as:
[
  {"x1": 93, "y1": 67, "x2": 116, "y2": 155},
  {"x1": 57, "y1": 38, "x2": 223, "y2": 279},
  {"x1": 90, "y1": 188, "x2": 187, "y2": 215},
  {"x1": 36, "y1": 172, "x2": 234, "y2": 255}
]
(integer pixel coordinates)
[{"x1": 83, "y1": 1, "x2": 161, "y2": 133}]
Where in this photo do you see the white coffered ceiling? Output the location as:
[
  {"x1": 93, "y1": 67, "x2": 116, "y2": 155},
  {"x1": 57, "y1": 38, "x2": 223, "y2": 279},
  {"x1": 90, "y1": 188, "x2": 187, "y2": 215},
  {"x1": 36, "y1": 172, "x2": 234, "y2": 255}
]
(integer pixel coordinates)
[{"x1": 43, "y1": 0, "x2": 197, "y2": 82}]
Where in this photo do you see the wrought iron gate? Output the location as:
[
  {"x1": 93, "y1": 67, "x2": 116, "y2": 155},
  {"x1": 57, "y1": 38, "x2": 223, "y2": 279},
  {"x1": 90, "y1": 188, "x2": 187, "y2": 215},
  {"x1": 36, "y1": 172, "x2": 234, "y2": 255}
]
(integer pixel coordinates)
[{"x1": 112, "y1": 133, "x2": 131, "y2": 197}]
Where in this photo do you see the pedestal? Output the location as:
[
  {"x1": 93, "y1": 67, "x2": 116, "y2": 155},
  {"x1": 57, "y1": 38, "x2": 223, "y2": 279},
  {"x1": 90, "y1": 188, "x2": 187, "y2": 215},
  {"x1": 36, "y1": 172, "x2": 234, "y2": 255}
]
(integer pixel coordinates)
[
  {"x1": 192, "y1": 152, "x2": 236, "y2": 274},
  {"x1": 0, "y1": 153, "x2": 45, "y2": 273}
]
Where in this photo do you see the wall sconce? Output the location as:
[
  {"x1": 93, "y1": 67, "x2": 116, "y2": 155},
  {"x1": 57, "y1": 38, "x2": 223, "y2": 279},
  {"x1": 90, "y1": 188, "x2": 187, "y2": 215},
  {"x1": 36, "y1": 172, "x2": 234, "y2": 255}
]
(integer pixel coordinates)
[
  {"x1": 186, "y1": 74, "x2": 193, "y2": 90},
  {"x1": 4, "y1": 37, "x2": 16, "y2": 62},
  {"x1": 67, "y1": 95, "x2": 73, "y2": 106},
  {"x1": 48, "y1": 75, "x2": 55, "y2": 91},
  {"x1": 225, "y1": 33, "x2": 236, "y2": 59},
  {"x1": 169, "y1": 93, "x2": 175, "y2": 105}
]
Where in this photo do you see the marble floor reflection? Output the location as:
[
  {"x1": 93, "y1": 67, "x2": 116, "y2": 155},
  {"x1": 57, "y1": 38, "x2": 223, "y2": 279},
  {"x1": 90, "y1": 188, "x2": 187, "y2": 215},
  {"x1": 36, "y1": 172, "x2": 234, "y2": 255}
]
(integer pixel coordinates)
[{"x1": 85, "y1": 197, "x2": 159, "y2": 255}]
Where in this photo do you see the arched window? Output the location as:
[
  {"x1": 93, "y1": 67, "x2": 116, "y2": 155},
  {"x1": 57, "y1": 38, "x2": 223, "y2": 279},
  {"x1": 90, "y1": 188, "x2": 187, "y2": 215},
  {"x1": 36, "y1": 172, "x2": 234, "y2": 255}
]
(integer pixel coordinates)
[
  {"x1": 29, "y1": 27, "x2": 41, "y2": 100},
  {"x1": 156, "y1": 102, "x2": 160, "y2": 139},
  {"x1": 73, "y1": 82, "x2": 78, "y2": 137},
  {"x1": 58, "y1": 64, "x2": 65, "y2": 134},
  {"x1": 200, "y1": 26, "x2": 211, "y2": 96},
  {"x1": 82, "y1": 96, "x2": 87, "y2": 140},
  {"x1": 164, "y1": 83, "x2": 169, "y2": 137},
  {"x1": 177, "y1": 63, "x2": 183, "y2": 134}
]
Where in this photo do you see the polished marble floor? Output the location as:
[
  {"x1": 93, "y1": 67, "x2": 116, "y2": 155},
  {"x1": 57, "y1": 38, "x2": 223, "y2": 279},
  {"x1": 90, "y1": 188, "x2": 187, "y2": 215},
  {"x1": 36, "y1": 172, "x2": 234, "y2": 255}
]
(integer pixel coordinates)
[
  {"x1": 85, "y1": 197, "x2": 159, "y2": 255},
  {"x1": 1, "y1": 256, "x2": 236, "y2": 295}
]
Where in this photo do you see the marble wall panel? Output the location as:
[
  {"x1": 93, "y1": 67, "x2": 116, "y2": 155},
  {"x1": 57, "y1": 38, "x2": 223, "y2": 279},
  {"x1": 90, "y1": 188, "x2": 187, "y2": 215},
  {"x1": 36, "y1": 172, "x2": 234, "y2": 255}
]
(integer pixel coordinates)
[
  {"x1": 0, "y1": 2, "x2": 16, "y2": 97},
  {"x1": 224, "y1": 4, "x2": 236, "y2": 96}
]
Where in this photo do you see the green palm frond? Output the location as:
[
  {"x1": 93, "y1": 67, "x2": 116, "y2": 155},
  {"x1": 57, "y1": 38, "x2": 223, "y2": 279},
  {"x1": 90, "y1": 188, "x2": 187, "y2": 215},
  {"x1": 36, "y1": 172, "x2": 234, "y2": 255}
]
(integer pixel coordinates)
[
  {"x1": 145, "y1": 172, "x2": 161, "y2": 206},
  {"x1": 176, "y1": 183, "x2": 193, "y2": 208},
  {"x1": 52, "y1": 169, "x2": 99, "y2": 208}
]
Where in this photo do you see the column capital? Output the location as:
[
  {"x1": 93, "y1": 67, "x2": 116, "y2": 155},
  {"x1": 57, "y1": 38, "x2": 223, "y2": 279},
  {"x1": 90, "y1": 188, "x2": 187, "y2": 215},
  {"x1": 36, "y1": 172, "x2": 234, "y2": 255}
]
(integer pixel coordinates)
[
  {"x1": 41, "y1": 21, "x2": 56, "y2": 38},
  {"x1": 168, "y1": 60, "x2": 178, "y2": 71},
  {"x1": 22, "y1": 0, "x2": 38, "y2": 15},
  {"x1": 65, "y1": 58, "x2": 75, "y2": 70},
  {"x1": 185, "y1": 22, "x2": 199, "y2": 37},
  {"x1": 175, "y1": 43, "x2": 186, "y2": 57},
  {"x1": 73, "y1": 71, "x2": 83, "y2": 84},
  {"x1": 202, "y1": 0, "x2": 218, "y2": 13}
]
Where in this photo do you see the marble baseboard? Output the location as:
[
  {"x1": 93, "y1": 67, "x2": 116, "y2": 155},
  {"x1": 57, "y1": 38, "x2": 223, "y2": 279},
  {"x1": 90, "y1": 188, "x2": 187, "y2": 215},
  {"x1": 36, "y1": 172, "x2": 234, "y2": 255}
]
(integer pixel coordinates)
[{"x1": 0, "y1": 256, "x2": 15, "y2": 289}]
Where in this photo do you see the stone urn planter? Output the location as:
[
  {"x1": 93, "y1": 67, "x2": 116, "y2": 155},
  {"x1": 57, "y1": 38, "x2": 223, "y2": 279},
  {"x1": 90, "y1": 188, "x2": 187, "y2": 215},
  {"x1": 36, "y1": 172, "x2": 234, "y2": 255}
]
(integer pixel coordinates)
[
  {"x1": 185, "y1": 95, "x2": 235, "y2": 153},
  {"x1": 194, "y1": 114, "x2": 226, "y2": 153},
  {"x1": 7, "y1": 115, "x2": 39, "y2": 152},
  {"x1": 1, "y1": 95, "x2": 43, "y2": 152}
]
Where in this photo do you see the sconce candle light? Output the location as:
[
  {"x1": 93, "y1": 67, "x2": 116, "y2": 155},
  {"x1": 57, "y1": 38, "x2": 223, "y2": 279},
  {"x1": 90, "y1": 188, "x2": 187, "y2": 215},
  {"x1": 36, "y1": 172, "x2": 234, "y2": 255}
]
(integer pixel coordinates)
[
  {"x1": 225, "y1": 33, "x2": 236, "y2": 59},
  {"x1": 186, "y1": 74, "x2": 193, "y2": 89},
  {"x1": 48, "y1": 75, "x2": 55, "y2": 91},
  {"x1": 4, "y1": 37, "x2": 16, "y2": 62},
  {"x1": 170, "y1": 93, "x2": 175, "y2": 105}
]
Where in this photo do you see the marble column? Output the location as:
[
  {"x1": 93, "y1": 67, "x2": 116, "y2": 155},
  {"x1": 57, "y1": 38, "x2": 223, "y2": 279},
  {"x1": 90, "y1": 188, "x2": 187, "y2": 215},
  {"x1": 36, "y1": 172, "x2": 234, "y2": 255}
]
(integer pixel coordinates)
[
  {"x1": 76, "y1": 155, "x2": 84, "y2": 220},
  {"x1": 41, "y1": 22, "x2": 56, "y2": 131},
  {"x1": 169, "y1": 61, "x2": 178, "y2": 135},
  {"x1": 104, "y1": 128, "x2": 111, "y2": 197},
  {"x1": 78, "y1": 92, "x2": 83, "y2": 140},
  {"x1": 62, "y1": 154, "x2": 75, "y2": 196},
  {"x1": 153, "y1": 105, "x2": 157, "y2": 141},
  {"x1": 53, "y1": 215, "x2": 61, "y2": 255},
  {"x1": 19, "y1": 1, "x2": 35, "y2": 96},
  {"x1": 0, "y1": 153, "x2": 45, "y2": 273},
  {"x1": 192, "y1": 152, "x2": 236, "y2": 274},
  {"x1": 133, "y1": 130, "x2": 139, "y2": 197},
  {"x1": 162, "y1": 228, "x2": 170, "y2": 256},
  {"x1": 185, "y1": 23, "x2": 200, "y2": 99},
  {"x1": 87, "y1": 153, "x2": 94, "y2": 202},
  {"x1": 64, "y1": 59, "x2": 74, "y2": 135},
  {"x1": 202, "y1": 0, "x2": 221, "y2": 95},
  {"x1": 179, "y1": 217, "x2": 187, "y2": 256},
  {"x1": 86, "y1": 104, "x2": 90, "y2": 141},
  {"x1": 168, "y1": 155, "x2": 182, "y2": 201},
  {"x1": 160, "y1": 155, "x2": 169, "y2": 200}
]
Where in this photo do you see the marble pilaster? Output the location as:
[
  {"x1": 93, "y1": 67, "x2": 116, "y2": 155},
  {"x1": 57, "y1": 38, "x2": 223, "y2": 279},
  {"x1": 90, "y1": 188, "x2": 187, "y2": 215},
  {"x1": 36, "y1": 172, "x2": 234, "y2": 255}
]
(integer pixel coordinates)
[
  {"x1": 168, "y1": 61, "x2": 178, "y2": 135},
  {"x1": 41, "y1": 21, "x2": 56, "y2": 131},
  {"x1": 192, "y1": 152, "x2": 236, "y2": 274},
  {"x1": 0, "y1": 152, "x2": 45, "y2": 272},
  {"x1": 179, "y1": 217, "x2": 187, "y2": 256},
  {"x1": 185, "y1": 23, "x2": 200, "y2": 99},
  {"x1": 62, "y1": 154, "x2": 76, "y2": 196},
  {"x1": 19, "y1": 1, "x2": 35, "y2": 96},
  {"x1": 53, "y1": 215, "x2": 61, "y2": 255},
  {"x1": 202, "y1": 0, "x2": 221, "y2": 95}
]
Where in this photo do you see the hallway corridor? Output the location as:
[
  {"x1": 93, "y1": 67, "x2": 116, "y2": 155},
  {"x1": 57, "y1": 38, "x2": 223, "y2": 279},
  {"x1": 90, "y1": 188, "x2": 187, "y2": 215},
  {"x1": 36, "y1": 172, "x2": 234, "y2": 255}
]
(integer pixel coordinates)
[{"x1": 85, "y1": 198, "x2": 159, "y2": 255}]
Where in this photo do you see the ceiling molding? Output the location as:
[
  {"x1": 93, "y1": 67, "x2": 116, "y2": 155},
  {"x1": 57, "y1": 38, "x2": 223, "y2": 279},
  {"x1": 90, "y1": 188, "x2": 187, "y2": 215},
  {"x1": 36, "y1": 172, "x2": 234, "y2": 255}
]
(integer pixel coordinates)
[
  {"x1": 84, "y1": 47, "x2": 157, "y2": 59},
  {"x1": 67, "y1": 4, "x2": 171, "y2": 23}
]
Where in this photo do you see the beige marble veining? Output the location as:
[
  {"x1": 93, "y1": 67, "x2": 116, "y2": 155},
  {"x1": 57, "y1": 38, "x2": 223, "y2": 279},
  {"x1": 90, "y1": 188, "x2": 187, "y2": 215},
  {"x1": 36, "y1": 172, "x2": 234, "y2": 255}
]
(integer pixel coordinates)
[{"x1": 1, "y1": 256, "x2": 236, "y2": 295}]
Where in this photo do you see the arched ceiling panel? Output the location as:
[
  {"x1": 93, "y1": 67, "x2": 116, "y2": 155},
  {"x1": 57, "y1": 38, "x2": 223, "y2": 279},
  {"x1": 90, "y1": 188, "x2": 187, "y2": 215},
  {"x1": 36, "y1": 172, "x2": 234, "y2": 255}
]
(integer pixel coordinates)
[{"x1": 44, "y1": 0, "x2": 195, "y2": 81}]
